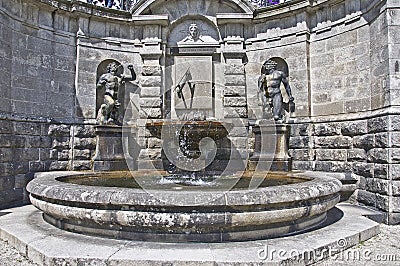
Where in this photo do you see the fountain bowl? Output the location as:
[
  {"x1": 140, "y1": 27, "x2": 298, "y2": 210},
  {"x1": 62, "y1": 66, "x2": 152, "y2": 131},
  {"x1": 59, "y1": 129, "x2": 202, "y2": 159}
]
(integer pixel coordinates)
[{"x1": 27, "y1": 171, "x2": 341, "y2": 242}]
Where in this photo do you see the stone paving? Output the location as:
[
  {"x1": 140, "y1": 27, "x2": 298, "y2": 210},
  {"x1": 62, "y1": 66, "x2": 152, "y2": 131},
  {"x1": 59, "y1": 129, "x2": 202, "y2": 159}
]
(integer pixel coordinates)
[
  {"x1": 1, "y1": 224, "x2": 399, "y2": 266},
  {"x1": 0, "y1": 204, "x2": 398, "y2": 265}
]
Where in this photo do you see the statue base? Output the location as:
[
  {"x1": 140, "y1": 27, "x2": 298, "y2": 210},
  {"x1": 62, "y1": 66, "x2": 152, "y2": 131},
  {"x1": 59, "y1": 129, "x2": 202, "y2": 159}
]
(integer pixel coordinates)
[
  {"x1": 248, "y1": 121, "x2": 292, "y2": 172},
  {"x1": 92, "y1": 126, "x2": 132, "y2": 171}
]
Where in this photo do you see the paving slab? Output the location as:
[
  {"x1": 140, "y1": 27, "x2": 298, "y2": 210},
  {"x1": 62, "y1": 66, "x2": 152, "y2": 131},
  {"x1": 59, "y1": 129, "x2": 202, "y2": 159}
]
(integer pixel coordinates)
[{"x1": 0, "y1": 203, "x2": 380, "y2": 265}]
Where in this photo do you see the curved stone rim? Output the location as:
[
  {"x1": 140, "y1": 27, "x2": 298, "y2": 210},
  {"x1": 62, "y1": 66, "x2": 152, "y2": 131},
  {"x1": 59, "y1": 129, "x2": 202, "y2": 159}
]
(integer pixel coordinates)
[{"x1": 27, "y1": 171, "x2": 342, "y2": 207}]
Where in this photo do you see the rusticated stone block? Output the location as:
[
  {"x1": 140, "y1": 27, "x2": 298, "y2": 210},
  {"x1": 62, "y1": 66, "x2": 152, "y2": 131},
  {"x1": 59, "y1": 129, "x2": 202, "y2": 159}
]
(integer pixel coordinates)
[
  {"x1": 14, "y1": 148, "x2": 39, "y2": 162},
  {"x1": 58, "y1": 150, "x2": 69, "y2": 161},
  {"x1": 374, "y1": 164, "x2": 389, "y2": 179},
  {"x1": 357, "y1": 190, "x2": 377, "y2": 207},
  {"x1": 341, "y1": 120, "x2": 367, "y2": 136},
  {"x1": 74, "y1": 125, "x2": 95, "y2": 138},
  {"x1": 224, "y1": 64, "x2": 245, "y2": 75},
  {"x1": 315, "y1": 149, "x2": 347, "y2": 161},
  {"x1": 353, "y1": 134, "x2": 374, "y2": 149},
  {"x1": 315, "y1": 161, "x2": 351, "y2": 172},
  {"x1": 223, "y1": 97, "x2": 247, "y2": 107},
  {"x1": 225, "y1": 75, "x2": 246, "y2": 86},
  {"x1": 367, "y1": 148, "x2": 389, "y2": 163},
  {"x1": 289, "y1": 136, "x2": 309, "y2": 148},
  {"x1": 391, "y1": 149, "x2": 400, "y2": 163},
  {"x1": 224, "y1": 86, "x2": 246, "y2": 96},
  {"x1": 147, "y1": 138, "x2": 162, "y2": 149},
  {"x1": 390, "y1": 164, "x2": 400, "y2": 180},
  {"x1": 74, "y1": 138, "x2": 96, "y2": 149},
  {"x1": 223, "y1": 107, "x2": 247, "y2": 118},
  {"x1": 390, "y1": 115, "x2": 400, "y2": 131},
  {"x1": 138, "y1": 148, "x2": 162, "y2": 160},
  {"x1": 290, "y1": 123, "x2": 312, "y2": 137},
  {"x1": 376, "y1": 194, "x2": 389, "y2": 211},
  {"x1": 141, "y1": 87, "x2": 161, "y2": 97},
  {"x1": 141, "y1": 65, "x2": 161, "y2": 76},
  {"x1": 374, "y1": 132, "x2": 389, "y2": 148},
  {"x1": 392, "y1": 181, "x2": 400, "y2": 196},
  {"x1": 139, "y1": 108, "x2": 162, "y2": 119},
  {"x1": 74, "y1": 149, "x2": 91, "y2": 160},
  {"x1": 368, "y1": 116, "x2": 389, "y2": 133},
  {"x1": 366, "y1": 178, "x2": 390, "y2": 195},
  {"x1": 392, "y1": 132, "x2": 400, "y2": 147},
  {"x1": 72, "y1": 161, "x2": 92, "y2": 170},
  {"x1": 49, "y1": 161, "x2": 68, "y2": 171},
  {"x1": 292, "y1": 161, "x2": 313, "y2": 170},
  {"x1": 48, "y1": 124, "x2": 71, "y2": 137},
  {"x1": 352, "y1": 162, "x2": 373, "y2": 178},
  {"x1": 347, "y1": 149, "x2": 367, "y2": 161},
  {"x1": 139, "y1": 97, "x2": 162, "y2": 108},
  {"x1": 314, "y1": 136, "x2": 351, "y2": 148},
  {"x1": 314, "y1": 123, "x2": 341, "y2": 136},
  {"x1": 29, "y1": 161, "x2": 44, "y2": 172},
  {"x1": 289, "y1": 149, "x2": 311, "y2": 161},
  {"x1": 140, "y1": 76, "x2": 161, "y2": 87}
]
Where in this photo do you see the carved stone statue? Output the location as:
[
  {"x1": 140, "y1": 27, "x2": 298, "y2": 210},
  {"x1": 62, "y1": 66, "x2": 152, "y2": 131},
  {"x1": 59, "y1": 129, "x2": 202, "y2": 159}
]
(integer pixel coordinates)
[
  {"x1": 96, "y1": 62, "x2": 135, "y2": 125},
  {"x1": 258, "y1": 59, "x2": 294, "y2": 121}
]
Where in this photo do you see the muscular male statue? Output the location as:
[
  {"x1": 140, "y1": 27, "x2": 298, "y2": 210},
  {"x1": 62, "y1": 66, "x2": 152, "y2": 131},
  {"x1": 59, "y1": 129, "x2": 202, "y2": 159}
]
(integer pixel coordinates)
[
  {"x1": 258, "y1": 59, "x2": 294, "y2": 121},
  {"x1": 96, "y1": 62, "x2": 135, "y2": 125}
]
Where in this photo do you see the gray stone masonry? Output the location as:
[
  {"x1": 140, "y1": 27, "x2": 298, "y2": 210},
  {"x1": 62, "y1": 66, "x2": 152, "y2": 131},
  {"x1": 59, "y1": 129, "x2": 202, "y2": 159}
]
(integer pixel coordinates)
[{"x1": 290, "y1": 114, "x2": 400, "y2": 224}]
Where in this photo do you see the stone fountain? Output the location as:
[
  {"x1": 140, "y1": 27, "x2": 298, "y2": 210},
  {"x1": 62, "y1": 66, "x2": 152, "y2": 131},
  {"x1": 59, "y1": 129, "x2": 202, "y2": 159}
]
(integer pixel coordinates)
[{"x1": 27, "y1": 54, "x2": 341, "y2": 242}]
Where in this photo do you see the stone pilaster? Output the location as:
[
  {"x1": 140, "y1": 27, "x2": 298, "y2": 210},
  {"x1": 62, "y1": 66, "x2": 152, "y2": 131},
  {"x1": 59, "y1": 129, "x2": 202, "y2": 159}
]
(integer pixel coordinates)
[
  {"x1": 222, "y1": 37, "x2": 249, "y2": 164},
  {"x1": 137, "y1": 38, "x2": 163, "y2": 170}
]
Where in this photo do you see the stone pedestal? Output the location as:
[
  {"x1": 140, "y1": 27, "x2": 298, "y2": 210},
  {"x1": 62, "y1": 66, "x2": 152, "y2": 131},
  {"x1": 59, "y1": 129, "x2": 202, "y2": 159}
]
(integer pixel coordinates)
[
  {"x1": 92, "y1": 126, "x2": 131, "y2": 171},
  {"x1": 249, "y1": 121, "x2": 292, "y2": 171}
]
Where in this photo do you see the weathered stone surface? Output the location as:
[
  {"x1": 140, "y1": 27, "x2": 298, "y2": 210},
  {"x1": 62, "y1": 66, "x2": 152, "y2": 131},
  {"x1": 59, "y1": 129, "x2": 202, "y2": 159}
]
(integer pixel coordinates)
[
  {"x1": 140, "y1": 87, "x2": 161, "y2": 97},
  {"x1": 357, "y1": 190, "x2": 377, "y2": 207},
  {"x1": 49, "y1": 161, "x2": 68, "y2": 171},
  {"x1": 314, "y1": 136, "x2": 351, "y2": 148},
  {"x1": 139, "y1": 108, "x2": 162, "y2": 119},
  {"x1": 289, "y1": 149, "x2": 311, "y2": 160},
  {"x1": 74, "y1": 125, "x2": 95, "y2": 138},
  {"x1": 347, "y1": 149, "x2": 367, "y2": 161},
  {"x1": 141, "y1": 66, "x2": 161, "y2": 76},
  {"x1": 367, "y1": 148, "x2": 389, "y2": 163},
  {"x1": 224, "y1": 86, "x2": 246, "y2": 96},
  {"x1": 368, "y1": 116, "x2": 389, "y2": 133},
  {"x1": 314, "y1": 161, "x2": 351, "y2": 172},
  {"x1": 74, "y1": 149, "x2": 91, "y2": 160},
  {"x1": 289, "y1": 136, "x2": 309, "y2": 148},
  {"x1": 392, "y1": 132, "x2": 400, "y2": 147},
  {"x1": 315, "y1": 149, "x2": 347, "y2": 161},
  {"x1": 147, "y1": 138, "x2": 162, "y2": 149},
  {"x1": 290, "y1": 123, "x2": 312, "y2": 137},
  {"x1": 223, "y1": 107, "x2": 247, "y2": 118},
  {"x1": 341, "y1": 120, "x2": 368, "y2": 136},
  {"x1": 224, "y1": 64, "x2": 245, "y2": 75},
  {"x1": 353, "y1": 134, "x2": 374, "y2": 149},
  {"x1": 139, "y1": 97, "x2": 162, "y2": 108},
  {"x1": 224, "y1": 75, "x2": 245, "y2": 86},
  {"x1": 374, "y1": 132, "x2": 389, "y2": 147},
  {"x1": 48, "y1": 124, "x2": 71, "y2": 137},
  {"x1": 223, "y1": 97, "x2": 247, "y2": 107},
  {"x1": 314, "y1": 123, "x2": 341, "y2": 136},
  {"x1": 352, "y1": 162, "x2": 373, "y2": 178},
  {"x1": 140, "y1": 76, "x2": 161, "y2": 87},
  {"x1": 366, "y1": 178, "x2": 390, "y2": 195},
  {"x1": 390, "y1": 164, "x2": 400, "y2": 180},
  {"x1": 73, "y1": 138, "x2": 96, "y2": 149}
]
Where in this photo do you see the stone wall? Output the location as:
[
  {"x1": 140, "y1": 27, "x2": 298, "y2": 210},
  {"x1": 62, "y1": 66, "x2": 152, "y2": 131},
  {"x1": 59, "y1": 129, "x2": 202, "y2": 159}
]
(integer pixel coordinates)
[{"x1": 0, "y1": 0, "x2": 399, "y2": 224}]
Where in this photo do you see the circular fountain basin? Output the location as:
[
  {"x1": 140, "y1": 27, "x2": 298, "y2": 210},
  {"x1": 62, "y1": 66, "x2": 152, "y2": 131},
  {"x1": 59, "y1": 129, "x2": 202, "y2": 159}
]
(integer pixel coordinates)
[{"x1": 27, "y1": 171, "x2": 341, "y2": 242}]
